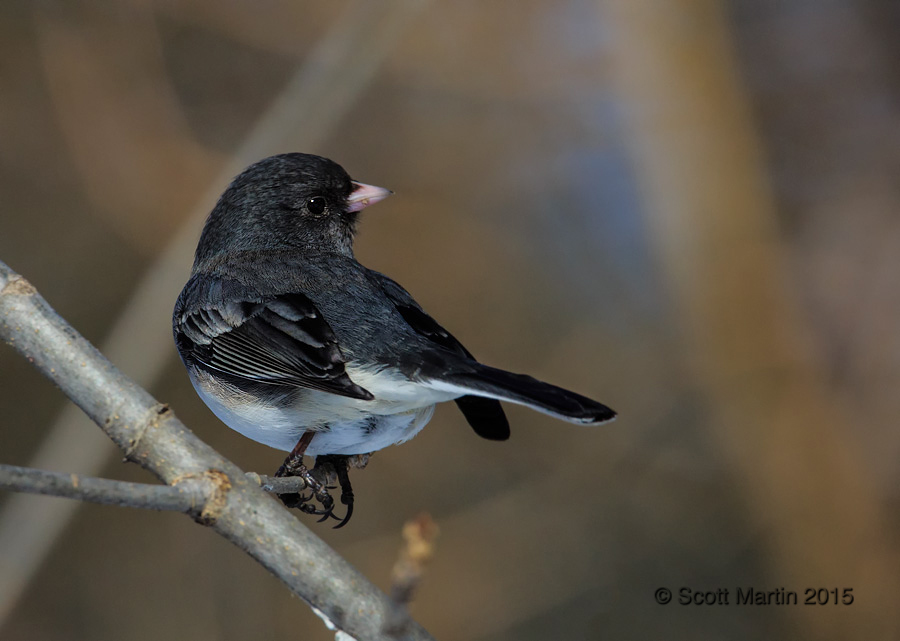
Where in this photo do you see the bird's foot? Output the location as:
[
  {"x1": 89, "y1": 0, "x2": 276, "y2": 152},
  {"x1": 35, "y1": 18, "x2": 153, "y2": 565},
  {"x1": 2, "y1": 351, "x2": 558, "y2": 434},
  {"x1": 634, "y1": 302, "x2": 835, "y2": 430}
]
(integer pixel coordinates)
[
  {"x1": 274, "y1": 459, "x2": 335, "y2": 518},
  {"x1": 273, "y1": 450, "x2": 356, "y2": 528},
  {"x1": 310, "y1": 455, "x2": 355, "y2": 529}
]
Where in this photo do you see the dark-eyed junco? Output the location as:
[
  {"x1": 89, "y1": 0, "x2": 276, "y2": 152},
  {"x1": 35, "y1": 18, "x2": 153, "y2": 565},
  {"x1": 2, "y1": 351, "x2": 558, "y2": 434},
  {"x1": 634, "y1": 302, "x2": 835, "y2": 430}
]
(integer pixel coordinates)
[{"x1": 173, "y1": 153, "x2": 615, "y2": 527}]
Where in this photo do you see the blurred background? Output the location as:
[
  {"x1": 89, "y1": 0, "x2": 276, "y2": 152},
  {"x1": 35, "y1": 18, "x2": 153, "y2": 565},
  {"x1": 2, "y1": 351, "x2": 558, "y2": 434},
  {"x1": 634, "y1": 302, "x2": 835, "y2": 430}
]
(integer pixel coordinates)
[{"x1": 1, "y1": 0, "x2": 899, "y2": 639}]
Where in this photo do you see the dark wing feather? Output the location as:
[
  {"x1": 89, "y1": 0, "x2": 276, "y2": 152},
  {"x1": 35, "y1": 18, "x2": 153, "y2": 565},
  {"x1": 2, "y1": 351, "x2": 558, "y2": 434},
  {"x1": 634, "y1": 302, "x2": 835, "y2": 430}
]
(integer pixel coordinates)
[
  {"x1": 372, "y1": 272, "x2": 509, "y2": 440},
  {"x1": 174, "y1": 280, "x2": 372, "y2": 401}
]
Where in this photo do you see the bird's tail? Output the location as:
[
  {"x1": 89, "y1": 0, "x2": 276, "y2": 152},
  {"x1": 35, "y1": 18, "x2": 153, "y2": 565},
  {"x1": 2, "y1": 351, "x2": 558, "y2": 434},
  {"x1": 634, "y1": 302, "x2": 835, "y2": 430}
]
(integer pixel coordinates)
[{"x1": 429, "y1": 364, "x2": 616, "y2": 425}]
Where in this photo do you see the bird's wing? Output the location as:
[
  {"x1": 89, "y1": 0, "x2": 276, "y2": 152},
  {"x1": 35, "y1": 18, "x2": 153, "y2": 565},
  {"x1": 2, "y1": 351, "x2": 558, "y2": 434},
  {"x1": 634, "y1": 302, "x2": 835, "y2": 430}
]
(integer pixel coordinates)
[
  {"x1": 371, "y1": 271, "x2": 510, "y2": 440},
  {"x1": 174, "y1": 276, "x2": 373, "y2": 400}
]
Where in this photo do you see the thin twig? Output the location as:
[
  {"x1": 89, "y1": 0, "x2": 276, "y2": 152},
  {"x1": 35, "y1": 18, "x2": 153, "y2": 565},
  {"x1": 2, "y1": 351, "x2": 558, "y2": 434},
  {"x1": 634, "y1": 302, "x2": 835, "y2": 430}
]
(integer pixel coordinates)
[
  {"x1": 385, "y1": 514, "x2": 439, "y2": 637},
  {"x1": 0, "y1": 261, "x2": 433, "y2": 641},
  {"x1": 0, "y1": 465, "x2": 311, "y2": 512},
  {"x1": 0, "y1": 465, "x2": 205, "y2": 512},
  {"x1": 249, "y1": 473, "x2": 312, "y2": 495}
]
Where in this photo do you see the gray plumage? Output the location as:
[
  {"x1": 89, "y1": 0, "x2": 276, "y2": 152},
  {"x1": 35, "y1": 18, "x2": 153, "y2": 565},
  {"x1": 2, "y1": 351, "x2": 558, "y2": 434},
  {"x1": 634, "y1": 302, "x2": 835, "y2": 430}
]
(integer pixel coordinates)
[{"x1": 173, "y1": 153, "x2": 615, "y2": 457}]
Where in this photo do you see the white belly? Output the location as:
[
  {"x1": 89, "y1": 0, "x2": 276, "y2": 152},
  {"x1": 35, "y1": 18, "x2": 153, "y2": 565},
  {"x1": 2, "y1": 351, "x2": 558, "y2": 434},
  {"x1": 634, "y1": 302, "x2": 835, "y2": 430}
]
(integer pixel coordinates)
[
  {"x1": 188, "y1": 364, "x2": 458, "y2": 455},
  {"x1": 305, "y1": 405, "x2": 436, "y2": 456}
]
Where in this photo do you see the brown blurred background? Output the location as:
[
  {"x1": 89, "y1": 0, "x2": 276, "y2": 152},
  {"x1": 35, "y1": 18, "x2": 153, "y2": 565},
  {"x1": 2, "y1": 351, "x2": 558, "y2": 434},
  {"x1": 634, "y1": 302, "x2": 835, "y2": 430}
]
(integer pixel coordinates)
[{"x1": 2, "y1": 1, "x2": 900, "y2": 639}]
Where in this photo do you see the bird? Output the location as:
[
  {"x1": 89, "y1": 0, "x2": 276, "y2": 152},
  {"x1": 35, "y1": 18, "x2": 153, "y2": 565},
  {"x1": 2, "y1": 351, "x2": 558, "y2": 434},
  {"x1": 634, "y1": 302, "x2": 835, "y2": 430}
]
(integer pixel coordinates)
[{"x1": 173, "y1": 153, "x2": 616, "y2": 527}]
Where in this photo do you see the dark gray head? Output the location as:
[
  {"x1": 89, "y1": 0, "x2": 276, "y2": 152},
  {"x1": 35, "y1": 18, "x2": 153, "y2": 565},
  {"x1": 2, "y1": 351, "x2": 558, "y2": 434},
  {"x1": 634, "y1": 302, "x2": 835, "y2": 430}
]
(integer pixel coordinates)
[{"x1": 193, "y1": 153, "x2": 390, "y2": 270}]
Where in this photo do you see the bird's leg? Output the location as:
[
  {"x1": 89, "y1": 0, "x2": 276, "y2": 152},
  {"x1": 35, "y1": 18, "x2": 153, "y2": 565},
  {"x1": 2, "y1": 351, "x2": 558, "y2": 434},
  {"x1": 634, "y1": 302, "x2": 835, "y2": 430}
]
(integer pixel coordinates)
[
  {"x1": 274, "y1": 432, "x2": 334, "y2": 516},
  {"x1": 275, "y1": 431, "x2": 313, "y2": 477},
  {"x1": 311, "y1": 455, "x2": 355, "y2": 529}
]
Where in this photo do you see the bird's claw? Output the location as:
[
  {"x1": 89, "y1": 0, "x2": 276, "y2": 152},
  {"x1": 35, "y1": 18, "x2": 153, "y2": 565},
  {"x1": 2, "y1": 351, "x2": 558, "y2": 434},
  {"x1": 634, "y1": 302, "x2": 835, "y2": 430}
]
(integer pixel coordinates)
[
  {"x1": 311, "y1": 503, "x2": 353, "y2": 529},
  {"x1": 312, "y1": 490, "x2": 354, "y2": 528},
  {"x1": 332, "y1": 494, "x2": 354, "y2": 529},
  {"x1": 274, "y1": 455, "x2": 356, "y2": 528},
  {"x1": 274, "y1": 462, "x2": 337, "y2": 516},
  {"x1": 330, "y1": 459, "x2": 355, "y2": 529}
]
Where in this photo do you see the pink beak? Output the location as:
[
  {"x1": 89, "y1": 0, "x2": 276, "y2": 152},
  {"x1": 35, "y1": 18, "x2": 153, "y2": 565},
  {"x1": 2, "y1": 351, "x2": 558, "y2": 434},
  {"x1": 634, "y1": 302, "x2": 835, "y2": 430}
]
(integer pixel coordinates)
[{"x1": 346, "y1": 181, "x2": 392, "y2": 213}]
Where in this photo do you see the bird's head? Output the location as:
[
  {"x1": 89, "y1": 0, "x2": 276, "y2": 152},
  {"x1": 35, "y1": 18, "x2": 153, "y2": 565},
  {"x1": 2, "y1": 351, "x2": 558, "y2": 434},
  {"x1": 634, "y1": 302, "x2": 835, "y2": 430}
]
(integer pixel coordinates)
[{"x1": 194, "y1": 153, "x2": 391, "y2": 269}]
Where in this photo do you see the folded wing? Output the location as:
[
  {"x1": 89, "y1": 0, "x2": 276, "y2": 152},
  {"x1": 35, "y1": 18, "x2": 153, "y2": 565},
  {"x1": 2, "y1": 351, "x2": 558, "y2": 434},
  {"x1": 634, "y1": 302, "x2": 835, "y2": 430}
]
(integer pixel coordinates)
[
  {"x1": 373, "y1": 272, "x2": 510, "y2": 440},
  {"x1": 174, "y1": 277, "x2": 373, "y2": 401}
]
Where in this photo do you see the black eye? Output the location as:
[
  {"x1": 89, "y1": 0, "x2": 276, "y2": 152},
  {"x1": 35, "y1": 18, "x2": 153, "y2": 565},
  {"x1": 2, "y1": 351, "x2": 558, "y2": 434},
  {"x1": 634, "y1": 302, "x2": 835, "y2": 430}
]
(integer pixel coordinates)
[{"x1": 306, "y1": 196, "x2": 327, "y2": 215}]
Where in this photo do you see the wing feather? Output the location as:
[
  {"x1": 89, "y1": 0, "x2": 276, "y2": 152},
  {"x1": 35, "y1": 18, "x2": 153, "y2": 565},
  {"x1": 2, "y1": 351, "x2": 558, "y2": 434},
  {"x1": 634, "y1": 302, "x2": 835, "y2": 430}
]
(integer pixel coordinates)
[
  {"x1": 371, "y1": 271, "x2": 510, "y2": 440},
  {"x1": 174, "y1": 279, "x2": 373, "y2": 400}
]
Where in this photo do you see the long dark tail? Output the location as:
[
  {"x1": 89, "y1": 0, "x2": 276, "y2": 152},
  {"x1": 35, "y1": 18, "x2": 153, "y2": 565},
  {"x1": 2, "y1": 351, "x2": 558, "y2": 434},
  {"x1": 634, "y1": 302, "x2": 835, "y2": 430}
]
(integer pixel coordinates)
[{"x1": 442, "y1": 364, "x2": 616, "y2": 425}]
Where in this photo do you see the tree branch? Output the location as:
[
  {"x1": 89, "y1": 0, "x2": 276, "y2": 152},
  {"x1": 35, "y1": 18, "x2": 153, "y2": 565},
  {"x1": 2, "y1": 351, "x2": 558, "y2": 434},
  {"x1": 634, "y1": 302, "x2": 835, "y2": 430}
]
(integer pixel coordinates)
[
  {"x1": 0, "y1": 464, "x2": 206, "y2": 512},
  {"x1": 0, "y1": 0, "x2": 431, "y2": 626},
  {"x1": 0, "y1": 260, "x2": 434, "y2": 641},
  {"x1": 0, "y1": 465, "x2": 310, "y2": 513}
]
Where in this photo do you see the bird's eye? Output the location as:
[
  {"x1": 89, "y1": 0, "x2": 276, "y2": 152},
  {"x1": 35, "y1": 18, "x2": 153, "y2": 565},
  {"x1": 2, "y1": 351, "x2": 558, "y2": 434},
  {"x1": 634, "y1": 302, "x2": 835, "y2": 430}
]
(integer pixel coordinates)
[{"x1": 306, "y1": 196, "x2": 327, "y2": 215}]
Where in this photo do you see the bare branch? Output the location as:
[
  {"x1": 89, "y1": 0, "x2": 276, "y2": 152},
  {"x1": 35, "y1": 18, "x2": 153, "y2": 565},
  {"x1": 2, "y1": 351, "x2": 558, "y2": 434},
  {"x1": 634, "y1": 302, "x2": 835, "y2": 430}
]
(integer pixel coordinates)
[
  {"x1": 385, "y1": 514, "x2": 439, "y2": 637},
  {"x1": 0, "y1": 0, "x2": 430, "y2": 622},
  {"x1": 0, "y1": 464, "x2": 205, "y2": 512},
  {"x1": 0, "y1": 260, "x2": 434, "y2": 641},
  {"x1": 249, "y1": 473, "x2": 313, "y2": 495},
  {"x1": 0, "y1": 465, "x2": 311, "y2": 513}
]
